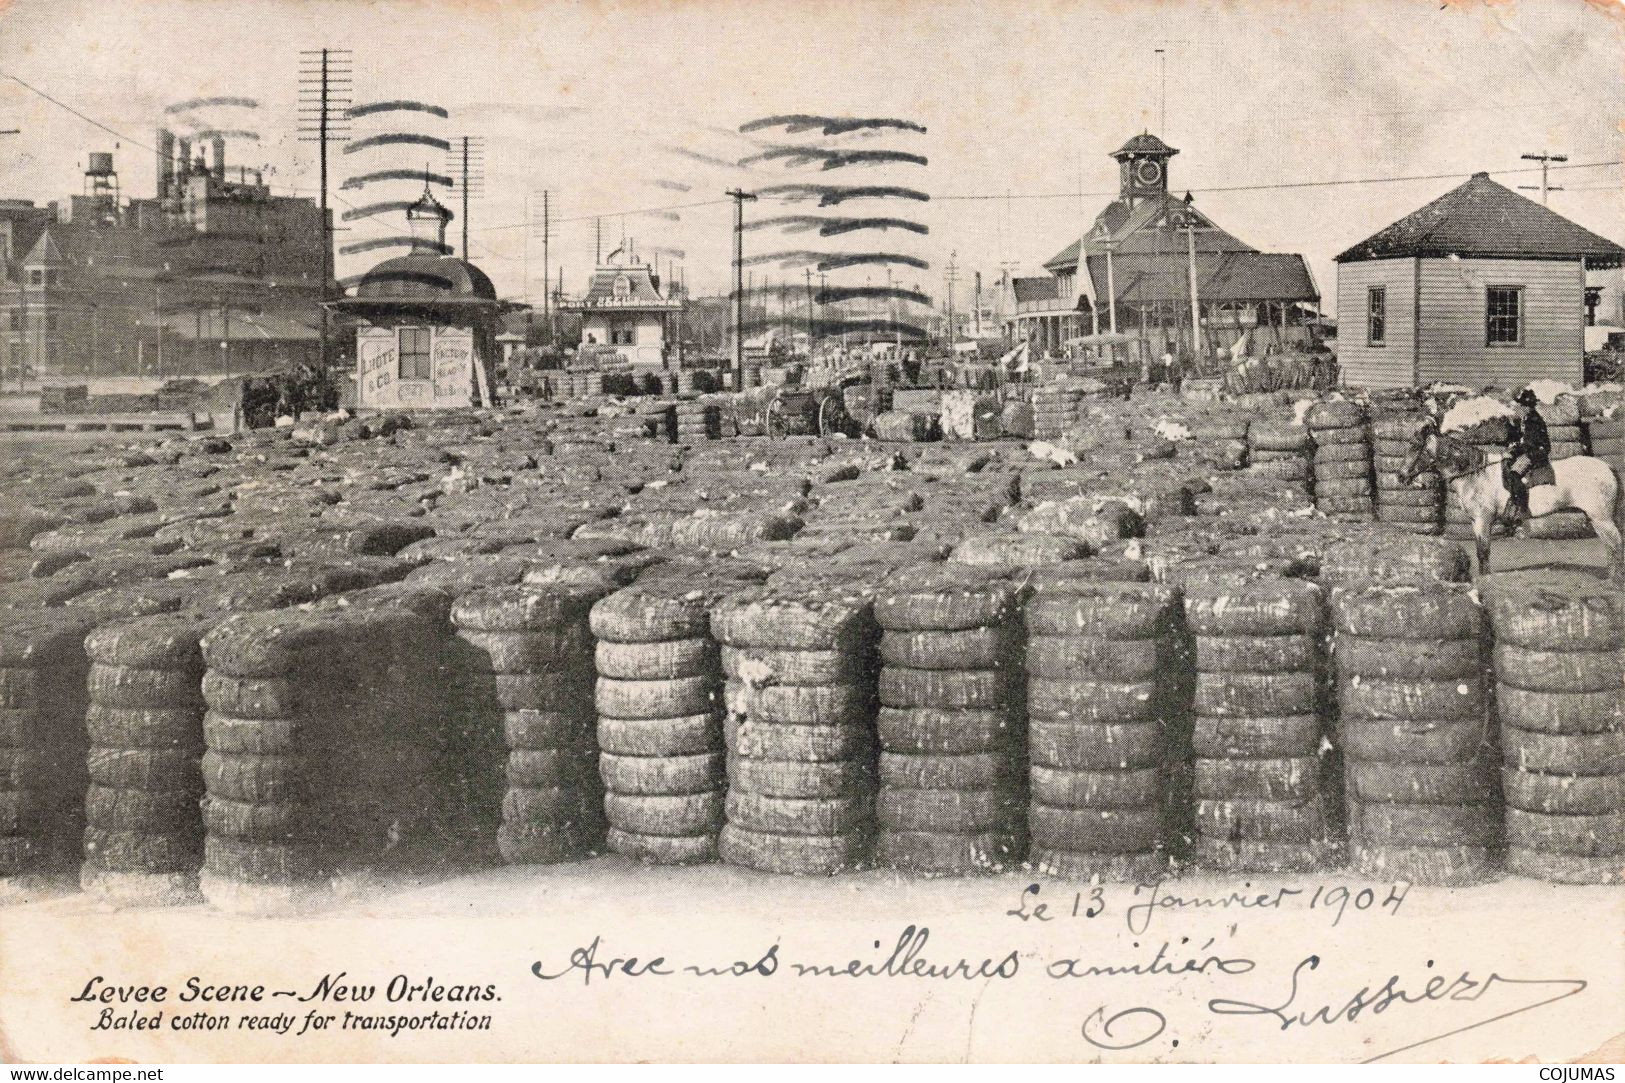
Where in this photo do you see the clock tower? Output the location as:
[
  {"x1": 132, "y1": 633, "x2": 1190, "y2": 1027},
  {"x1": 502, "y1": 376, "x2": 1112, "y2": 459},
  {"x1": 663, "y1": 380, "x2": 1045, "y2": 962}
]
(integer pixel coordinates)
[{"x1": 1111, "y1": 132, "x2": 1178, "y2": 210}]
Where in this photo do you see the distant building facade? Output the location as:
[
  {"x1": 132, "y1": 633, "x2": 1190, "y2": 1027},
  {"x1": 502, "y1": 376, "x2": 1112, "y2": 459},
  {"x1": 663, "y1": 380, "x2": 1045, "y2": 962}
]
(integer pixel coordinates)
[
  {"x1": 0, "y1": 137, "x2": 327, "y2": 383},
  {"x1": 1335, "y1": 172, "x2": 1625, "y2": 388},
  {"x1": 1013, "y1": 133, "x2": 1319, "y2": 358},
  {"x1": 562, "y1": 253, "x2": 680, "y2": 367}
]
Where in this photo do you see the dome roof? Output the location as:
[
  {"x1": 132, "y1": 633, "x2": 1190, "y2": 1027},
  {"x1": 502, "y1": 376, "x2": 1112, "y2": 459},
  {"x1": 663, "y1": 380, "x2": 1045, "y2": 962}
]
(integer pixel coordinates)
[
  {"x1": 354, "y1": 253, "x2": 497, "y2": 301},
  {"x1": 1111, "y1": 132, "x2": 1178, "y2": 159}
]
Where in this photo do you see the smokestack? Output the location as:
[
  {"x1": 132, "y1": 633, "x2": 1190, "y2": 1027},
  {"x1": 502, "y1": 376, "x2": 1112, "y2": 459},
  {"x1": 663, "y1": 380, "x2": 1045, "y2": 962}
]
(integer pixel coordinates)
[
  {"x1": 156, "y1": 128, "x2": 174, "y2": 200},
  {"x1": 211, "y1": 136, "x2": 226, "y2": 182}
]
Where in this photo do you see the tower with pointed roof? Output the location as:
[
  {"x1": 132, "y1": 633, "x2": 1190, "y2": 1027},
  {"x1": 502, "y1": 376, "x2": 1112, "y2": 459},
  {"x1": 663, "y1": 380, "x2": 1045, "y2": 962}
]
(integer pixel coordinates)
[
  {"x1": 405, "y1": 176, "x2": 454, "y2": 254},
  {"x1": 1111, "y1": 132, "x2": 1178, "y2": 210}
]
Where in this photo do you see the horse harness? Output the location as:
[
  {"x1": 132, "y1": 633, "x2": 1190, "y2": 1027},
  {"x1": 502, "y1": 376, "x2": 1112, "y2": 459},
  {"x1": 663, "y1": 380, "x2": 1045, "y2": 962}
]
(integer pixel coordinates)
[{"x1": 1430, "y1": 431, "x2": 1497, "y2": 485}]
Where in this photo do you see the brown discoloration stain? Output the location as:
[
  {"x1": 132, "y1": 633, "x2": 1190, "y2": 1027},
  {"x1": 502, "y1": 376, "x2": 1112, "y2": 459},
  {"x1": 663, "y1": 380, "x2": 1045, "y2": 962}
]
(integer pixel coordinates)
[
  {"x1": 1581, "y1": 0, "x2": 1625, "y2": 24},
  {"x1": 1574, "y1": 1029, "x2": 1625, "y2": 1064}
]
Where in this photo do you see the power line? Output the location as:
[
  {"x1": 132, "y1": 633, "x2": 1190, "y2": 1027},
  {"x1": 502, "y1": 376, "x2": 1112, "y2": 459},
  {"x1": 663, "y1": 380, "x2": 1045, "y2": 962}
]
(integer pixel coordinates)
[
  {"x1": 0, "y1": 70, "x2": 156, "y2": 152},
  {"x1": 933, "y1": 159, "x2": 1620, "y2": 202},
  {"x1": 464, "y1": 159, "x2": 1621, "y2": 238},
  {"x1": 476, "y1": 196, "x2": 728, "y2": 234}
]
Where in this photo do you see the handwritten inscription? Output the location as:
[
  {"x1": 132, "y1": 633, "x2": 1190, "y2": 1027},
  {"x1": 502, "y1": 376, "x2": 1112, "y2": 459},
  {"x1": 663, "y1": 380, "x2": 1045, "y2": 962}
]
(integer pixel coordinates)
[
  {"x1": 1005, "y1": 879, "x2": 1411, "y2": 934},
  {"x1": 527, "y1": 923, "x2": 1586, "y2": 1061}
]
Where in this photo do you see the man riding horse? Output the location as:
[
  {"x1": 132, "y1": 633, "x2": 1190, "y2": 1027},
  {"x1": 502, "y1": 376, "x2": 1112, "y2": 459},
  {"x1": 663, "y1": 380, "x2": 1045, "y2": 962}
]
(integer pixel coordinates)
[
  {"x1": 1503, "y1": 388, "x2": 1551, "y2": 524},
  {"x1": 1400, "y1": 393, "x2": 1622, "y2": 582}
]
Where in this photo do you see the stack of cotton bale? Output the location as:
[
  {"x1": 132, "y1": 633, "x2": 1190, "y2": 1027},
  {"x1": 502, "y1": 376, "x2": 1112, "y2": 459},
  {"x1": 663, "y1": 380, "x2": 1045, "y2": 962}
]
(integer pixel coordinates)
[
  {"x1": 197, "y1": 602, "x2": 441, "y2": 912},
  {"x1": 1246, "y1": 419, "x2": 1313, "y2": 495},
  {"x1": 452, "y1": 582, "x2": 614, "y2": 865},
  {"x1": 1023, "y1": 579, "x2": 1181, "y2": 880},
  {"x1": 872, "y1": 565, "x2": 1026, "y2": 874},
  {"x1": 0, "y1": 611, "x2": 93, "y2": 896},
  {"x1": 1306, "y1": 401, "x2": 1373, "y2": 521},
  {"x1": 589, "y1": 574, "x2": 749, "y2": 864},
  {"x1": 712, "y1": 578, "x2": 881, "y2": 874},
  {"x1": 1183, "y1": 578, "x2": 1337, "y2": 872},
  {"x1": 82, "y1": 611, "x2": 219, "y2": 904},
  {"x1": 1486, "y1": 577, "x2": 1624, "y2": 884},
  {"x1": 1328, "y1": 555, "x2": 1497, "y2": 885},
  {"x1": 1372, "y1": 414, "x2": 1444, "y2": 535}
]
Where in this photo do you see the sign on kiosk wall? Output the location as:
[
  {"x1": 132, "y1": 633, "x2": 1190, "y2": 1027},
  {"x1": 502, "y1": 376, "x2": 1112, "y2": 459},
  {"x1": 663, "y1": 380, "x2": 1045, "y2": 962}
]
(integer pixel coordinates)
[
  {"x1": 355, "y1": 324, "x2": 475, "y2": 409},
  {"x1": 432, "y1": 330, "x2": 476, "y2": 405}
]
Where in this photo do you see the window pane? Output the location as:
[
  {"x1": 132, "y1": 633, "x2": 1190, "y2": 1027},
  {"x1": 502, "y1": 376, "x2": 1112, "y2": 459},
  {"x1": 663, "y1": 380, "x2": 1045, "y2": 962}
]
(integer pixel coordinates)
[
  {"x1": 1367, "y1": 287, "x2": 1385, "y2": 345},
  {"x1": 399, "y1": 327, "x2": 432, "y2": 379},
  {"x1": 1487, "y1": 287, "x2": 1521, "y2": 344}
]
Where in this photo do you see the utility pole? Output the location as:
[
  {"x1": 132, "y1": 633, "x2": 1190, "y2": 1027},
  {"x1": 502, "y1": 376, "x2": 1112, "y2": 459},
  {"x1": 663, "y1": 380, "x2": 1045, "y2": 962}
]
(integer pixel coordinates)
[
  {"x1": 1519, "y1": 152, "x2": 1568, "y2": 205},
  {"x1": 595, "y1": 217, "x2": 602, "y2": 265},
  {"x1": 1172, "y1": 194, "x2": 1202, "y2": 359},
  {"x1": 542, "y1": 192, "x2": 550, "y2": 344},
  {"x1": 530, "y1": 189, "x2": 552, "y2": 341},
  {"x1": 1156, "y1": 48, "x2": 1167, "y2": 134},
  {"x1": 726, "y1": 188, "x2": 757, "y2": 391},
  {"x1": 944, "y1": 252, "x2": 958, "y2": 350},
  {"x1": 444, "y1": 136, "x2": 485, "y2": 259},
  {"x1": 297, "y1": 47, "x2": 353, "y2": 384},
  {"x1": 1095, "y1": 222, "x2": 1118, "y2": 335},
  {"x1": 805, "y1": 267, "x2": 815, "y2": 356}
]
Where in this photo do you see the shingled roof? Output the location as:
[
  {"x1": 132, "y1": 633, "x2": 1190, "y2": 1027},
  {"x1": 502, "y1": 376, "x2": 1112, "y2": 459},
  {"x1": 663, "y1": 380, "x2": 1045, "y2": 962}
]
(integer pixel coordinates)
[
  {"x1": 1336, "y1": 172, "x2": 1625, "y2": 267},
  {"x1": 1111, "y1": 133, "x2": 1178, "y2": 159},
  {"x1": 1044, "y1": 193, "x2": 1256, "y2": 272}
]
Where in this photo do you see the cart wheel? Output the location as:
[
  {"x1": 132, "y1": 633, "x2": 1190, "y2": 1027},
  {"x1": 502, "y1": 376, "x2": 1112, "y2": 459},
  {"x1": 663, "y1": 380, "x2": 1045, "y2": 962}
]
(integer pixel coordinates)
[{"x1": 816, "y1": 397, "x2": 833, "y2": 437}]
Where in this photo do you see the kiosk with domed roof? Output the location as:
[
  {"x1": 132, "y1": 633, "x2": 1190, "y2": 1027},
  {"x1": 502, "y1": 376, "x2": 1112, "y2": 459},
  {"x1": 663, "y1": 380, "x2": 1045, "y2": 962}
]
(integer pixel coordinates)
[{"x1": 331, "y1": 181, "x2": 515, "y2": 409}]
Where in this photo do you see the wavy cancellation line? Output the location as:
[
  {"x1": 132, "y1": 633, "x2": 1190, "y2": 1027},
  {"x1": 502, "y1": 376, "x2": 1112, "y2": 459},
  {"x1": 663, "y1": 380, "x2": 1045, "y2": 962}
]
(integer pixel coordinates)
[
  {"x1": 744, "y1": 145, "x2": 929, "y2": 171},
  {"x1": 756, "y1": 184, "x2": 930, "y2": 207},
  {"x1": 185, "y1": 128, "x2": 261, "y2": 142},
  {"x1": 814, "y1": 285, "x2": 933, "y2": 307},
  {"x1": 345, "y1": 100, "x2": 451, "y2": 120},
  {"x1": 339, "y1": 236, "x2": 453, "y2": 256},
  {"x1": 340, "y1": 169, "x2": 454, "y2": 191},
  {"x1": 739, "y1": 115, "x2": 927, "y2": 137},
  {"x1": 743, "y1": 215, "x2": 929, "y2": 237},
  {"x1": 165, "y1": 96, "x2": 260, "y2": 113},
  {"x1": 740, "y1": 251, "x2": 931, "y2": 272},
  {"x1": 729, "y1": 317, "x2": 932, "y2": 340},
  {"x1": 343, "y1": 133, "x2": 452, "y2": 155}
]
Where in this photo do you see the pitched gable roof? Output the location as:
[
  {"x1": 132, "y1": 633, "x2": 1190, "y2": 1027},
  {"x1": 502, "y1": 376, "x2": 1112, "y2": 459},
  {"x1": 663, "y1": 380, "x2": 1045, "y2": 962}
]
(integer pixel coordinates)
[
  {"x1": 21, "y1": 228, "x2": 69, "y2": 268},
  {"x1": 1044, "y1": 193, "x2": 1256, "y2": 272},
  {"x1": 1336, "y1": 172, "x2": 1625, "y2": 266}
]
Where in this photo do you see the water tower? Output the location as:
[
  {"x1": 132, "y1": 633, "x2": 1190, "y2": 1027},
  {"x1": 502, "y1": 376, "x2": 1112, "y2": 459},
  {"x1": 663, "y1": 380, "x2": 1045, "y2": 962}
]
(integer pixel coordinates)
[{"x1": 84, "y1": 151, "x2": 120, "y2": 205}]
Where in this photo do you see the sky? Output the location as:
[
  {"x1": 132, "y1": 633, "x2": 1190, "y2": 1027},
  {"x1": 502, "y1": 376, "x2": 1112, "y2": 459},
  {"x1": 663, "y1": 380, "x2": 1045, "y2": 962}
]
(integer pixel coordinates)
[{"x1": 1, "y1": 0, "x2": 1622, "y2": 317}]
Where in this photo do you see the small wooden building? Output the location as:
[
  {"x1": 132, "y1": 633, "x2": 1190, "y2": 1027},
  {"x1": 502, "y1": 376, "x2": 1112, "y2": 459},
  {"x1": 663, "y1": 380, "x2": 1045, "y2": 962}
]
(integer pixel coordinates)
[
  {"x1": 1335, "y1": 172, "x2": 1625, "y2": 388},
  {"x1": 561, "y1": 256, "x2": 680, "y2": 367},
  {"x1": 332, "y1": 183, "x2": 510, "y2": 409}
]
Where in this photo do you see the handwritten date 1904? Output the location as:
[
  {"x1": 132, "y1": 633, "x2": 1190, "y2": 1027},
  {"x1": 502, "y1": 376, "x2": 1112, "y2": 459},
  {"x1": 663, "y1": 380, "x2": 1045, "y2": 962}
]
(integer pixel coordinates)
[{"x1": 1007, "y1": 879, "x2": 1410, "y2": 935}]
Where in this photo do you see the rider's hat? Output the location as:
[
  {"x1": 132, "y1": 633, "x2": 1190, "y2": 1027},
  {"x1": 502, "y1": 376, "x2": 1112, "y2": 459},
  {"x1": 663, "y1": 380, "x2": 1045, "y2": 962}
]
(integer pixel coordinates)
[{"x1": 1514, "y1": 388, "x2": 1540, "y2": 408}]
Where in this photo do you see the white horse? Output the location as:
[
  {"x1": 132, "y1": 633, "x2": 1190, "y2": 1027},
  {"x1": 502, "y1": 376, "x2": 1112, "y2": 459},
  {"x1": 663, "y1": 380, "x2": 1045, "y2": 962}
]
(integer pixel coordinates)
[{"x1": 1400, "y1": 418, "x2": 1622, "y2": 581}]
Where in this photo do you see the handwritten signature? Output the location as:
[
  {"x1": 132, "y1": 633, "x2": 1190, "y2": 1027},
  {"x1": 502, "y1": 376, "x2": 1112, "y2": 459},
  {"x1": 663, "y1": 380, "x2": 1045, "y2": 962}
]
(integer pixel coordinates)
[{"x1": 1084, "y1": 953, "x2": 1587, "y2": 1061}]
